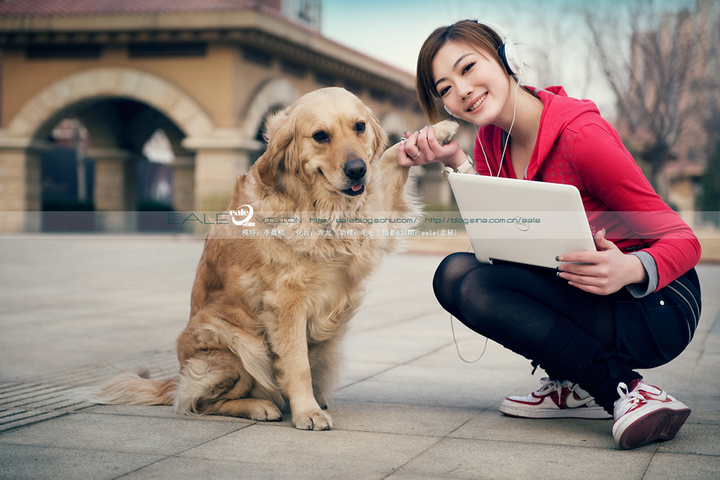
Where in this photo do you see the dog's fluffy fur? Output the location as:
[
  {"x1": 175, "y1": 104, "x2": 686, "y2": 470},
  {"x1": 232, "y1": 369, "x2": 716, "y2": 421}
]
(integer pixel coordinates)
[{"x1": 88, "y1": 87, "x2": 458, "y2": 430}]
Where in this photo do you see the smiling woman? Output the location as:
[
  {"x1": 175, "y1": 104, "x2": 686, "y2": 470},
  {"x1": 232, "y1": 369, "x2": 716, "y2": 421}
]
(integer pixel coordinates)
[{"x1": 395, "y1": 18, "x2": 702, "y2": 451}]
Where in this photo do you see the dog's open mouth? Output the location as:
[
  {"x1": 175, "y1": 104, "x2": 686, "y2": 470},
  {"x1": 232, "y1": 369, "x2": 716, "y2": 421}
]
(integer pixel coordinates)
[
  {"x1": 342, "y1": 184, "x2": 365, "y2": 196},
  {"x1": 317, "y1": 168, "x2": 366, "y2": 197}
]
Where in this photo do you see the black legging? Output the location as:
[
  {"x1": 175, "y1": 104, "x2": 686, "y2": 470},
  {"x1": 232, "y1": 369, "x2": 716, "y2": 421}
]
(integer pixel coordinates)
[{"x1": 433, "y1": 252, "x2": 701, "y2": 413}]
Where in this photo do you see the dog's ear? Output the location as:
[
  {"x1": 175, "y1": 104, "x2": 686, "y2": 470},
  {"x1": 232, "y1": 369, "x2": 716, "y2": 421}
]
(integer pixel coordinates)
[
  {"x1": 255, "y1": 106, "x2": 296, "y2": 189},
  {"x1": 367, "y1": 108, "x2": 389, "y2": 160}
]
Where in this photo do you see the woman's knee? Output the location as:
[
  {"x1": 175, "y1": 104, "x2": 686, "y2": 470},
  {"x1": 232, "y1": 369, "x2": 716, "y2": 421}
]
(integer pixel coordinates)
[
  {"x1": 433, "y1": 252, "x2": 479, "y2": 290},
  {"x1": 434, "y1": 253, "x2": 478, "y2": 285},
  {"x1": 454, "y1": 266, "x2": 495, "y2": 311},
  {"x1": 433, "y1": 252, "x2": 478, "y2": 306}
]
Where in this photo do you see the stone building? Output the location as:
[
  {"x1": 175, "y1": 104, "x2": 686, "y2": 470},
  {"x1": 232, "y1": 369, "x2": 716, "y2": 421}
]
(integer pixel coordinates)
[{"x1": 0, "y1": 0, "x2": 460, "y2": 232}]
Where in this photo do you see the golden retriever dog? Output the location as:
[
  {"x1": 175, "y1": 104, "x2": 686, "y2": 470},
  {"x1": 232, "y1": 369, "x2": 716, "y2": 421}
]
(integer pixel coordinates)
[{"x1": 88, "y1": 87, "x2": 458, "y2": 430}]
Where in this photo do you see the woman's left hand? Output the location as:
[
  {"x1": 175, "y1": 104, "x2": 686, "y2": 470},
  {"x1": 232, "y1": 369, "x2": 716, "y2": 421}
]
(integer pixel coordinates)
[{"x1": 556, "y1": 230, "x2": 647, "y2": 296}]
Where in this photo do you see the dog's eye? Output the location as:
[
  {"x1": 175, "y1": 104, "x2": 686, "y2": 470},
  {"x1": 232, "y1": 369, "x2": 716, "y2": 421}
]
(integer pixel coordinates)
[
  {"x1": 354, "y1": 122, "x2": 366, "y2": 134},
  {"x1": 312, "y1": 130, "x2": 330, "y2": 143}
]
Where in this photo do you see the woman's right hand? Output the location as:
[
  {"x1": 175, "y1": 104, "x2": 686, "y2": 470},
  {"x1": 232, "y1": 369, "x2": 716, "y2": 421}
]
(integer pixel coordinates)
[{"x1": 397, "y1": 125, "x2": 466, "y2": 169}]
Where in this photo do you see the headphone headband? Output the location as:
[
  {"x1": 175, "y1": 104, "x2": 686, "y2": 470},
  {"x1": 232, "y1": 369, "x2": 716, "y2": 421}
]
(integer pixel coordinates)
[
  {"x1": 468, "y1": 19, "x2": 523, "y2": 76},
  {"x1": 469, "y1": 19, "x2": 509, "y2": 43}
]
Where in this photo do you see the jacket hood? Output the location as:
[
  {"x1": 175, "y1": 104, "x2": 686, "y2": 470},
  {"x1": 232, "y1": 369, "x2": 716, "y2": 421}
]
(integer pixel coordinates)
[{"x1": 525, "y1": 85, "x2": 601, "y2": 180}]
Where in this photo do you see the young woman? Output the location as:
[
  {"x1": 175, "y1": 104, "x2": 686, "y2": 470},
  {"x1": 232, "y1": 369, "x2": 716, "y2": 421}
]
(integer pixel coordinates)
[{"x1": 397, "y1": 20, "x2": 701, "y2": 450}]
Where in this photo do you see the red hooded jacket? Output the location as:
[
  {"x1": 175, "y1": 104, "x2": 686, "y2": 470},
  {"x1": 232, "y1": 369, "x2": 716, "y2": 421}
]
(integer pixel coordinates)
[{"x1": 473, "y1": 86, "x2": 701, "y2": 293}]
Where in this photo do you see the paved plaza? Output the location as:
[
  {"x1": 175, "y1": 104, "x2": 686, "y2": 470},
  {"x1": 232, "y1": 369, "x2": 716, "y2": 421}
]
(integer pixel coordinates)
[{"x1": 0, "y1": 234, "x2": 719, "y2": 479}]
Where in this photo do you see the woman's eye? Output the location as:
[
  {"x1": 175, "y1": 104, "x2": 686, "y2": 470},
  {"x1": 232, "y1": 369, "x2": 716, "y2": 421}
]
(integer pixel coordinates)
[
  {"x1": 313, "y1": 130, "x2": 330, "y2": 143},
  {"x1": 462, "y1": 62, "x2": 475, "y2": 74},
  {"x1": 438, "y1": 86, "x2": 450, "y2": 97},
  {"x1": 354, "y1": 122, "x2": 366, "y2": 134}
]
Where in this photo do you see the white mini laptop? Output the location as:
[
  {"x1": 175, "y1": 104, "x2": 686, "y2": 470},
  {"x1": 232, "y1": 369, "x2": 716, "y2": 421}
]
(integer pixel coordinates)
[{"x1": 447, "y1": 173, "x2": 596, "y2": 269}]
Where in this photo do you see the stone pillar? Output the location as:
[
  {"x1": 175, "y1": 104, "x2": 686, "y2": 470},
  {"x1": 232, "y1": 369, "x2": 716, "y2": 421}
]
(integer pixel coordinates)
[
  {"x1": 0, "y1": 138, "x2": 43, "y2": 232},
  {"x1": 91, "y1": 148, "x2": 135, "y2": 232},
  {"x1": 171, "y1": 156, "x2": 195, "y2": 213},
  {"x1": 183, "y1": 134, "x2": 262, "y2": 213},
  {"x1": 192, "y1": 149, "x2": 250, "y2": 212}
]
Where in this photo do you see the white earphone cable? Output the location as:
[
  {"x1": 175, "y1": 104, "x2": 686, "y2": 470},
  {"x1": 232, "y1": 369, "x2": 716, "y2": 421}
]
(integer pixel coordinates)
[
  {"x1": 450, "y1": 312, "x2": 489, "y2": 363},
  {"x1": 477, "y1": 79, "x2": 521, "y2": 177},
  {"x1": 451, "y1": 80, "x2": 521, "y2": 364}
]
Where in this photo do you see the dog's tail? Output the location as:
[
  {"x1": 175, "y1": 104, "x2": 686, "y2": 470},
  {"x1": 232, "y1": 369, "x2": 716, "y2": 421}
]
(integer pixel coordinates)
[{"x1": 84, "y1": 367, "x2": 177, "y2": 406}]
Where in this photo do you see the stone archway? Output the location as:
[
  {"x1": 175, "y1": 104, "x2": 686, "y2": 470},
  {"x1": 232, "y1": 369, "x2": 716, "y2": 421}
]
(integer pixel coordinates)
[
  {"x1": 5, "y1": 67, "x2": 215, "y2": 140},
  {"x1": 241, "y1": 78, "x2": 302, "y2": 139},
  {"x1": 0, "y1": 67, "x2": 220, "y2": 232}
]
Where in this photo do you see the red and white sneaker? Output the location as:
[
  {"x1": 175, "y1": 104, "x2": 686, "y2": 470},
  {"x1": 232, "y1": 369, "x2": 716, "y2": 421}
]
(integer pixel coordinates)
[
  {"x1": 612, "y1": 379, "x2": 691, "y2": 450},
  {"x1": 500, "y1": 378, "x2": 612, "y2": 419}
]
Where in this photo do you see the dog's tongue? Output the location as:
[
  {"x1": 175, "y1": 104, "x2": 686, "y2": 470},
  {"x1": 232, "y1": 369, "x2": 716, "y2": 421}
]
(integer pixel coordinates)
[{"x1": 351, "y1": 184, "x2": 363, "y2": 192}]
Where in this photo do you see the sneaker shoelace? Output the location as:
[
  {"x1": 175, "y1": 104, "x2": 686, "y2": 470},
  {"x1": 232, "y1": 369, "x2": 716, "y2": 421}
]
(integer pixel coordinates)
[
  {"x1": 615, "y1": 382, "x2": 645, "y2": 419},
  {"x1": 536, "y1": 378, "x2": 569, "y2": 395}
]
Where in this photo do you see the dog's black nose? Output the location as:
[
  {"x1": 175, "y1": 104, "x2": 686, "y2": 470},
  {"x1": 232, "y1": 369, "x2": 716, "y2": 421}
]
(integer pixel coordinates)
[{"x1": 343, "y1": 159, "x2": 367, "y2": 181}]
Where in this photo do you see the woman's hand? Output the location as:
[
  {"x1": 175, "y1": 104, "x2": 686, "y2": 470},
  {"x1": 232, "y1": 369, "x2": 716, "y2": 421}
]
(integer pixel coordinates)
[
  {"x1": 397, "y1": 125, "x2": 466, "y2": 169},
  {"x1": 556, "y1": 230, "x2": 647, "y2": 296}
]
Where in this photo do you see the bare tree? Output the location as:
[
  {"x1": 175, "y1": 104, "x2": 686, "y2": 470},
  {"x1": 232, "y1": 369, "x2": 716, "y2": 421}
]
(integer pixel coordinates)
[
  {"x1": 521, "y1": 0, "x2": 597, "y2": 98},
  {"x1": 584, "y1": 0, "x2": 704, "y2": 194},
  {"x1": 699, "y1": 0, "x2": 720, "y2": 158}
]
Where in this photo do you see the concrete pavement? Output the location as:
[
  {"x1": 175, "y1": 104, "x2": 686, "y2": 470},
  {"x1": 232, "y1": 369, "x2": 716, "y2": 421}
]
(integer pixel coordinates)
[{"x1": 0, "y1": 234, "x2": 719, "y2": 479}]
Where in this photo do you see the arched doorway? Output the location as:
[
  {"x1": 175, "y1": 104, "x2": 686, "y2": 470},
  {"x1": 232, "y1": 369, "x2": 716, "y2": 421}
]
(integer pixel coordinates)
[
  {"x1": 35, "y1": 96, "x2": 189, "y2": 232},
  {"x1": 40, "y1": 118, "x2": 94, "y2": 231},
  {"x1": 1, "y1": 67, "x2": 217, "y2": 232},
  {"x1": 248, "y1": 104, "x2": 286, "y2": 167}
]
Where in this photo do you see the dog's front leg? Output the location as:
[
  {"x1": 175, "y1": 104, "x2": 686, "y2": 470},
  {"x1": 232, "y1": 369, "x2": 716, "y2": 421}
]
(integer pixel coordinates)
[{"x1": 268, "y1": 314, "x2": 333, "y2": 431}]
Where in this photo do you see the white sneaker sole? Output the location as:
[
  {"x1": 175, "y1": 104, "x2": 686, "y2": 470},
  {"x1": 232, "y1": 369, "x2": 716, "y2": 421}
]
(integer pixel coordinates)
[
  {"x1": 500, "y1": 402, "x2": 612, "y2": 419},
  {"x1": 612, "y1": 401, "x2": 691, "y2": 449}
]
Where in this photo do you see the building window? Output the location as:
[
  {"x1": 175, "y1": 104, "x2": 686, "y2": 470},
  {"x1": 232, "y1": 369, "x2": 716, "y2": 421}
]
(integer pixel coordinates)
[{"x1": 283, "y1": 0, "x2": 322, "y2": 31}]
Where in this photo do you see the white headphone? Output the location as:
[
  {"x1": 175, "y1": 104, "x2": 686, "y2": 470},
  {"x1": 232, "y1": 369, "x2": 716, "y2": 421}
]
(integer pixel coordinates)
[
  {"x1": 480, "y1": 20, "x2": 523, "y2": 76},
  {"x1": 443, "y1": 20, "x2": 523, "y2": 117}
]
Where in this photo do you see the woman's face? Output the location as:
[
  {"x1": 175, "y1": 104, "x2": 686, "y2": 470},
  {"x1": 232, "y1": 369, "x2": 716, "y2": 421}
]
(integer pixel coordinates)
[{"x1": 432, "y1": 40, "x2": 512, "y2": 126}]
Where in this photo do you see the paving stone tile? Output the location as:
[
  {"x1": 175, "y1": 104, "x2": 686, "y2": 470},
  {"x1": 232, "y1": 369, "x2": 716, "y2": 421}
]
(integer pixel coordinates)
[
  {"x1": 449, "y1": 410, "x2": 615, "y2": 449},
  {"x1": 0, "y1": 412, "x2": 249, "y2": 455},
  {"x1": 395, "y1": 437, "x2": 654, "y2": 480},
  {"x1": 122, "y1": 455, "x2": 385, "y2": 480},
  {"x1": 328, "y1": 399, "x2": 478, "y2": 437},
  {"x1": 645, "y1": 452, "x2": 720, "y2": 480},
  {"x1": 180, "y1": 423, "x2": 440, "y2": 475},
  {"x1": 0, "y1": 443, "x2": 165, "y2": 480}
]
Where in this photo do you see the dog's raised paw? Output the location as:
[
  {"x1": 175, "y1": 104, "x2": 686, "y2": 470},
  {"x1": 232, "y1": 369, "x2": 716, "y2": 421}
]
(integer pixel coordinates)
[
  {"x1": 293, "y1": 408, "x2": 334, "y2": 431},
  {"x1": 432, "y1": 120, "x2": 459, "y2": 146}
]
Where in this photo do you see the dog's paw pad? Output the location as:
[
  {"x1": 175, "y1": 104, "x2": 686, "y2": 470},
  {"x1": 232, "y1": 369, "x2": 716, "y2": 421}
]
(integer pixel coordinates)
[
  {"x1": 432, "y1": 120, "x2": 459, "y2": 146},
  {"x1": 294, "y1": 409, "x2": 333, "y2": 431},
  {"x1": 253, "y1": 404, "x2": 283, "y2": 422}
]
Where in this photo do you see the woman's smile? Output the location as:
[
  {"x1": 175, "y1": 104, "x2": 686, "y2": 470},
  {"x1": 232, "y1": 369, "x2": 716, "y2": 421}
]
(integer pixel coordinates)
[{"x1": 467, "y1": 92, "x2": 488, "y2": 112}]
